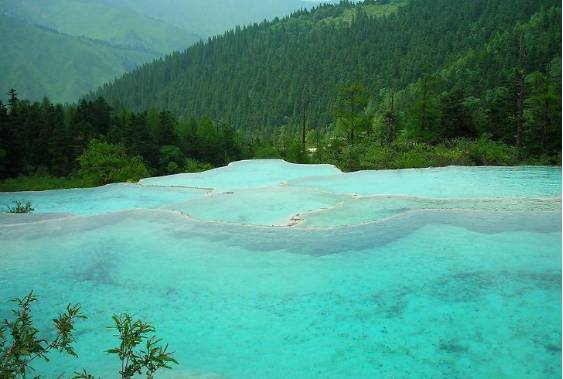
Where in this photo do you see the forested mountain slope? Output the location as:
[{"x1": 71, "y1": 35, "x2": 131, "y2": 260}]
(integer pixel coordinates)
[
  {"x1": 95, "y1": 0, "x2": 561, "y2": 142},
  {"x1": 0, "y1": 15, "x2": 157, "y2": 103}
]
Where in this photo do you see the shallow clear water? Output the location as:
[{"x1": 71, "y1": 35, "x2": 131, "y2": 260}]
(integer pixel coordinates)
[
  {"x1": 288, "y1": 166, "x2": 562, "y2": 198},
  {"x1": 0, "y1": 184, "x2": 207, "y2": 215},
  {"x1": 0, "y1": 161, "x2": 561, "y2": 378}
]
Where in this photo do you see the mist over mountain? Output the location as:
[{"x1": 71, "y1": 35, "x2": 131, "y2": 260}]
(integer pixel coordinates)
[
  {"x1": 98, "y1": 0, "x2": 322, "y2": 37},
  {"x1": 0, "y1": 15, "x2": 159, "y2": 103},
  {"x1": 0, "y1": 0, "x2": 321, "y2": 102}
]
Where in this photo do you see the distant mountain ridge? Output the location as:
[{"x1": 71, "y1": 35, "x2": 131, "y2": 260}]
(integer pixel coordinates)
[
  {"x1": 0, "y1": 0, "x2": 202, "y2": 54},
  {"x1": 96, "y1": 0, "x2": 323, "y2": 37},
  {"x1": 0, "y1": 14, "x2": 158, "y2": 103},
  {"x1": 0, "y1": 0, "x2": 202, "y2": 102},
  {"x1": 0, "y1": 0, "x2": 323, "y2": 102}
]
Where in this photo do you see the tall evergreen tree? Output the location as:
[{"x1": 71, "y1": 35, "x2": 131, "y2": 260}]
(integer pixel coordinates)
[{"x1": 440, "y1": 89, "x2": 476, "y2": 139}]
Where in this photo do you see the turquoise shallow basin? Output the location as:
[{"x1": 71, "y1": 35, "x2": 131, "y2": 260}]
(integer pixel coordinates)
[
  {"x1": 0, "y1": 183, "x2": 207, "y2": 215},
  {"x1": 0, "y1": 161, "x2": 560, "y2": 378}
]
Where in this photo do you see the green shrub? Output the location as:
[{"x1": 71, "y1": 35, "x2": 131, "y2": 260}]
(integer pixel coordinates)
[
  {"x1": 523, "y1": 152, "x2": 562, "y2": 166},
  {"x1": 358, "y1": 144, "x2": 395, "y2": 170},
  {"x1": 185, "y1": 159, "x2": 214, "y2": 173},
  {"x1": 464, "y1": 136, "x2": 518, "y2": 165},
  {"x1": 393, "y1": 148, "x2": 432, "y2": 168},
  {"x1": 159, "y1": 145, "x2": 186, "y2": 174},
  {"x1": 254, "y1": 145, "x2": 281, "y2": 159},
  {"x1": 78, "y1": 140, "x2": 150, "y2": 186},
  {"x1": 431, "y1": 144, "x2": 472, "y2": 166},
  {"x1": 5, "y1": 200, "x2": 34, "y2": 214},
  {"x1": 285, "y1": 141, "x2": 309, "y2": 164},
  {"x1": 0, "y1": 292, "x2": 85, "y2": 378},
  {"x1": 102, "y1": 314, "x2": 178, "y2": 379}
]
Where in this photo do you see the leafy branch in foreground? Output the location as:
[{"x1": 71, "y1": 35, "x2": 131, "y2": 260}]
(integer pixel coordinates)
[
  {"x1": 5, "y1": 201, "x2": 34, "y2": 214},
  {"x1": 103, "y1": 314, "x2": 178, "y2": 379},
  {"x1": 0, "y1": 291, "x2": 85, "y2": 378},
  {"x1": 0, "y1": 293, "x2": 178, "y2": 379}
]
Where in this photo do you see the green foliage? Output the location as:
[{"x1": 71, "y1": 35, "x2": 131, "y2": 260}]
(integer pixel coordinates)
[
  {"x1": 1, "y1": 293, "x2": 177, "y2": 379},
  {"x1": 0, "y1": 94, "x2": 251, "y2": 188},
  {"x1": 439, "y1": 89, "x2": 476, "y2": 140},
  {"x1": 254, "y1": 145, "x2": 282, "y2": 159},
  {"x1": 5, "y1": 200, "x2": 34, "y2": 214},
  {"x1": 95, "y1": 0, "x2": 560, "y2": 150},
  {"x1": 324, "y1": 0, "x2": 406, "y2": 25},
  {"x1": 0, "y1": 175, "x2": 90, "y2": 192},
  {"x1": 104, "y1": 314, "x2": 178, "y2": 379},
  {"x1": 185, "y1": 159, "x2": 214, "y2": 173},
  {"x1": 0, "y1": 147, "x2": 6, "y2": 177},
  {"x1": 407, "y1": 74, "x2": 442, "y2": 143},
  {"x1": 523, "y1": 66, "x2": 562, "y2": 156},
  {"x1": 336, "y1": 83, "x2": 370, "y2": 144},
  {"x1": 323, "y1": 137, "x2": 521, "y2": 171},
  {"x1": 1, "y1": 0, "x2": 561, "y2": 189},
  {"x1": 159, "y1": 145, "x2": 185, "y2": 174},
  {"x1": 461, "y1": 135, "x2": 519, "y2": 166},
  {"x1": 0, "y1": 0, "x2": 204, "y2": 103},
  {"x1": 73, "y1": 369, "x2": 96, "y2": 379},
  {"x1": 286, "y1": 141, "x2": 309, "y2": 164},
  {"x1": 0, "y1": 292, "x2": 85, "y2": 378},
  {"x1": 78, "y1": 140, "x2": 150, "y2": 186}
]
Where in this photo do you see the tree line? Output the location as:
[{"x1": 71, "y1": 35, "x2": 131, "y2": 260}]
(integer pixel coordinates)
[
  {"x1": 0, "y1": 90, "x2": 256, "y2": 187},
  {"x1": 0, "y1": 68, "x2": 561, "y2": 190}
]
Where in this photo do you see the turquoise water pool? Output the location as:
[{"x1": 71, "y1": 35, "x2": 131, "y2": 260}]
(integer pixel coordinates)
[{"x1": 0, "y1": 161, "x2": 561, "y2": 378}]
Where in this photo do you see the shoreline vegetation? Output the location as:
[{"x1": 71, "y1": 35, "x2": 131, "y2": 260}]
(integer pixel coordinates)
[
  {"x1": 0, "y1": 86, "x2": 561, "y2": 192},
  {"x1": 0, "y1": 140, "x2": 560, "y2": 193},
  {"x1": 1, "y1": 0, "x2": 561, "y2": 192}
]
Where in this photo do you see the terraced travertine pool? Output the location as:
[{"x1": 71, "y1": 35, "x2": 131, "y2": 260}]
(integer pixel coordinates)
[{"x1": 0, "y1": 160, "x2": 561, "y2": 378}]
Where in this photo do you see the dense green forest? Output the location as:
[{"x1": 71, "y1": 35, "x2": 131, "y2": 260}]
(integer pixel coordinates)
[
  {"x1": 95, "y1": 0, "x2": 561, "y2": 158},
  {"x1": 0, "y1": 91, "x2": 250, "y2": 190},
  {"x1": 0, "y1": 0, "x2": 560, "y2": 191},
  {"x1": 0, "y1": 74, "x2": 559, "y2": 191}
]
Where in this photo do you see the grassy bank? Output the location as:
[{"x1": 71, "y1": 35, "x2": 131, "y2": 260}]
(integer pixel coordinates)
[
  {"x1": 310, "y1": 137, "x2": 562, "y2": 172},
  {"x1": 0, "y1": 175, "x2": 92, "y2": 192}
]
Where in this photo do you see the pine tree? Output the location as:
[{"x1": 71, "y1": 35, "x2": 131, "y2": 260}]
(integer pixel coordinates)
[
  {"x1": 439, "y1": 88, "x2": 476, "y2": 139},
  {"x1": 336, "y1": 83, "x2": 368, "y2": 144},
  {"x1": 408, "y1": 74, "x2": 441, "y2": 142}
]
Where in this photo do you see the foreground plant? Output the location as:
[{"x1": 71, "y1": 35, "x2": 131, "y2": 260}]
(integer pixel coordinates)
[
  {"x1": 76, "y1": 314, "x2": 178, "y2": 379},
  {"x1": 0, "y1": 292, "x2": 85, "y2": 378},
  {"x1": 0, "y1": 293, "x2": 177, "y2": 378},
  {"x1": 5, "y1": 201, "x2": 34, "y2": 214}
]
